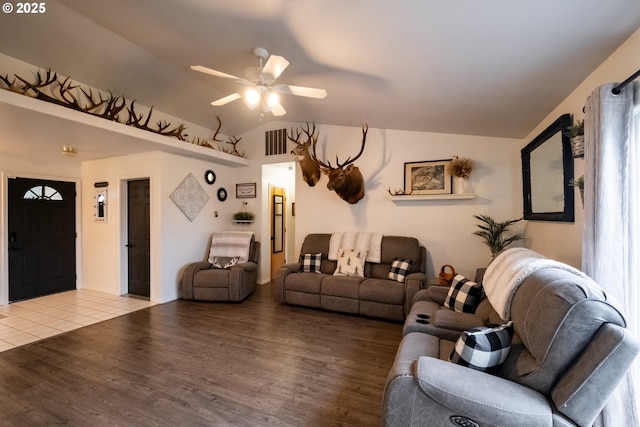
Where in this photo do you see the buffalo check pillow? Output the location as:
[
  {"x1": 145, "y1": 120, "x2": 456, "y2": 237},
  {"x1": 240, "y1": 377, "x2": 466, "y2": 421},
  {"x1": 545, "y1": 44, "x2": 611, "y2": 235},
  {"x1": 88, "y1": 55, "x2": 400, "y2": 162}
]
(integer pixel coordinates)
[
  {"x1": 301, "y1": 253, "x2": 322, "y2": 273},
  {"x1": 449, "y1": 321, "x2": 514, "y2": 372},
  {"x1": 444, "y1": 274, "x2": 482, "y2": 313},
  {"x1": 388, "y1": 258, "x2": 412, "y2": 283}
]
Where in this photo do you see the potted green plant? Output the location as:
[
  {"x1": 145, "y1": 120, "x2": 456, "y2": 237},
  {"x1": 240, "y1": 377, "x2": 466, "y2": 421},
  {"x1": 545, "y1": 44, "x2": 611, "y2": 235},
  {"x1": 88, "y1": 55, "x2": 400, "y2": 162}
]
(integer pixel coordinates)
[
  {"x1": 569, "y1": 175, "x2": 584, "y2": 207},
  {"x1": 232, "y1": 211, "x2": 255, "y2": 224},
  {"x1": 473, "y1": 214, "x2": 524, "y2": 258},
  {"x1": 566, "y1": 119, "x2": 584, "y2": 158}
]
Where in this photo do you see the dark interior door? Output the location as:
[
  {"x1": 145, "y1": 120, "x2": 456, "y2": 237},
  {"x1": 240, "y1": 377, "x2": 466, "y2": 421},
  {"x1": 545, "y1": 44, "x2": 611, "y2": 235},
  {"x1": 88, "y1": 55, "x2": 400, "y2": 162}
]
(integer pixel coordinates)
[
  {"x1": 8, "y1": 177, "x2": 76, "y2": 301},
  {"x1": 127, "y1": 179, "x2": 150, "y2": 298}
]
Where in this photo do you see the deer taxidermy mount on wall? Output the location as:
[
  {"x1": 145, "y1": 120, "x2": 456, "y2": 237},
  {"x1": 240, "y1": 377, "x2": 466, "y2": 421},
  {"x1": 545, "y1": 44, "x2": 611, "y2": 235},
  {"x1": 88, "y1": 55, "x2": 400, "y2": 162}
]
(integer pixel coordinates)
[
  {"x1": 288, "y1": 122, "x2": 321, "y2": 187},
  {"x1": 312, "y1": 124, "x2": 368, "y2": 204}
]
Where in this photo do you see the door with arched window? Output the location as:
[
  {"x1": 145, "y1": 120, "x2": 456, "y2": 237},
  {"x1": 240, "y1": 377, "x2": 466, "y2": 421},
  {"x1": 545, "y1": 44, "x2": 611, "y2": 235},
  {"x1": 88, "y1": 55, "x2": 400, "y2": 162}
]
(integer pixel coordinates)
[{"x1": 8, "y1": 177, "x2": 76, "y2": 301}]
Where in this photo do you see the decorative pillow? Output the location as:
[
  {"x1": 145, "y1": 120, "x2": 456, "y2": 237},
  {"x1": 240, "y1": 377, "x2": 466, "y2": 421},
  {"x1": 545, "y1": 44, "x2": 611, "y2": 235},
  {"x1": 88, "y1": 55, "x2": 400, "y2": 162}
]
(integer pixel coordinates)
[
  {"x1": 449, "y1": 321, "x2": 514, "y2": 372},
  {"x1": 444, "y1": 274, "x2": 482, "y2": 313},
  {"x1": 211, "y1": 256, "x2": 239, "y2": 269},
  {"x1": 301, "y1": 253, "x2": 322, "y2": 273},
  {"x1": 333, "y1": 249, "x2": 367, "y2": 277},
  {"x1": 388, "y1": 258, "x2": 412, "y2": 283}
]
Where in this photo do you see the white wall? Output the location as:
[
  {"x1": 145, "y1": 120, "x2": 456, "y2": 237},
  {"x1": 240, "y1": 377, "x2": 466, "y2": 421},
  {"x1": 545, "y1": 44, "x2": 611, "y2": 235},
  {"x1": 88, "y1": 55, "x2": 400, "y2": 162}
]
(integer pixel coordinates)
[
  {"x1": 522, "y1": 27, "x2": 640, "y2": 267},
  {"x1": 81, "y1": 151, "x2": 241, "y2": 303},
  {"x1": 242, "y1": 122, "x2": 522, "y2": 282}
]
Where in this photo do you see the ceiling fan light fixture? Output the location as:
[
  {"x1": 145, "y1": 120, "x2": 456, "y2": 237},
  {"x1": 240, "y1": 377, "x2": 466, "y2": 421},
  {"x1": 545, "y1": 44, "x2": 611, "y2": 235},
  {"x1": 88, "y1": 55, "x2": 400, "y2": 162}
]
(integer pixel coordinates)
[
  {"x1": 244, "y1": 87, "x2": 261, "y2": 110},
  {"x1": 264, "y1": 91, "x2": 280, "y2": 112}
]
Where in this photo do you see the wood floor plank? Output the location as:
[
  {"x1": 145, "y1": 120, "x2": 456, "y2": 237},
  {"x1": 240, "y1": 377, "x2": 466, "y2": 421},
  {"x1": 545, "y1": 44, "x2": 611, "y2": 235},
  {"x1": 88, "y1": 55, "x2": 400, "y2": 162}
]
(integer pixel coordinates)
[{"x1": 0, "y1": 283, "x2": 402, "y2": 426}]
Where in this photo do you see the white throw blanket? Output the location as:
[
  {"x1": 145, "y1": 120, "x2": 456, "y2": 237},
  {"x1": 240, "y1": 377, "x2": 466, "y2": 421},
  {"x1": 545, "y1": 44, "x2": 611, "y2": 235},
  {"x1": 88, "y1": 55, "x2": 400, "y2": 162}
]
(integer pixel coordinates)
[
  {"x1": 483, "y1": 247, "x2": 600, "y2": 320},
  {"x1": 208, "y1": 231, "x2": 254, "y2": 264},
  {"x1": 328, "y1": 232, "x2": 383, "y2": 263}
]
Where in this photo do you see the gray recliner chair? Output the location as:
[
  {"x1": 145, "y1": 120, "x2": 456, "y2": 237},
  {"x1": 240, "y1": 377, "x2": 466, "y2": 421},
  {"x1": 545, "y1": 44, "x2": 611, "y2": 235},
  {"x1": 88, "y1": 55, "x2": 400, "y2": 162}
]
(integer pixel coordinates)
[
  {"x1": 181, "y1": 233, "x2": 260, "y2": 302},
  {"x1": 382, "y1": 267, "x2": 639, "y2": 426}
]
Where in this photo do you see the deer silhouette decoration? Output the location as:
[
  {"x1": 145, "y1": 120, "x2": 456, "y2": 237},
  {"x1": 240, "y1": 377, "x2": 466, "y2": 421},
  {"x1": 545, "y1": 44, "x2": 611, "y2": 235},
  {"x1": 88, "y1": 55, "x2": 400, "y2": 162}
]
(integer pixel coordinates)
[
  {"x1": 312, "y1": 124, "x2": 368, "y2": 204},
  {"x1": 288, "y1": 122, "x2": 321, "y2": 187}
]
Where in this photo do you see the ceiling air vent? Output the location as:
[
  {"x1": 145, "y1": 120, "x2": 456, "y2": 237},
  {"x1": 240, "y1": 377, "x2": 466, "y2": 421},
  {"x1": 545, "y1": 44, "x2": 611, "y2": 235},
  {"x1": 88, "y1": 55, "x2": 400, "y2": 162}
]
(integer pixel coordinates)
[{"x1": 265, "y1": 128, "x2": 287, "y2": 156}]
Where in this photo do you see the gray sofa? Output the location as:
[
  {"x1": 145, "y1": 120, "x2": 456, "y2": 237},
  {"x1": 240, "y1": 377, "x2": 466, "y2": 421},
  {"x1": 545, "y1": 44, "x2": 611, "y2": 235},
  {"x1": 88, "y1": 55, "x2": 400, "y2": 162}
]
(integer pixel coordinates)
[
  {"x1": 273, "y1": 233, "x2": 426, "y2": 321},
  {"x1": 382, "y1": 252, "x2": 639, "y2": 426}
]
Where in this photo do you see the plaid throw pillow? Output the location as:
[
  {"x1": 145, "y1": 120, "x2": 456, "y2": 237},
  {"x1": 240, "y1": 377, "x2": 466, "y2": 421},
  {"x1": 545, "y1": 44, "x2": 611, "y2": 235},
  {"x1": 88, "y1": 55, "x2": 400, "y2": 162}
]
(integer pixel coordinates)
[
  {"x1": 301, "y1": 253, "x2": 322, "y2": 273},
  {"x1": 449, "y1": 321, "x2": 514, "y2": 372},
  {"x1": 388, "y1": 258, "x2": 412, "y2": 283},
  {"x1": 443, "y1": 274, "x2": 482, "y2": 313}
]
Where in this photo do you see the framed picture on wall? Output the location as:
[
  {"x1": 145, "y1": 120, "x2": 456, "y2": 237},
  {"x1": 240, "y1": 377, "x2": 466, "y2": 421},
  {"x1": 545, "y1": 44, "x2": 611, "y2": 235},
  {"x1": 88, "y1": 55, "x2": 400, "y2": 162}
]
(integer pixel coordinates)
[
  {"x1": 404, "y1": 159, "x2": 452, "y2": 195},
  {"x1": 236, "y1": 183, "x2": 257, "y2": 198}
]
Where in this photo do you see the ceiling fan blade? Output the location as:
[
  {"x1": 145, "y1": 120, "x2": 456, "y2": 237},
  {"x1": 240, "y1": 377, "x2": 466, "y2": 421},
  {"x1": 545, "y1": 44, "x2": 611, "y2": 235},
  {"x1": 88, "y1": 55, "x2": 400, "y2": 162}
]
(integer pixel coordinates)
[
  {"x1": 260, "y1": 55, "x2": 289, "y2": 82},
  {"x1": 191, "y1": 65, "x2": 246, "y2": 83},
  {"x1": 270, "y1": 102, "x2": 287, "y2": 117},
  {"x1": 275, "y1": 84, "x2": 327, "y2": 99},
  {"x1": 211, "y1": 92, "x2": 242, "y2": 106}
]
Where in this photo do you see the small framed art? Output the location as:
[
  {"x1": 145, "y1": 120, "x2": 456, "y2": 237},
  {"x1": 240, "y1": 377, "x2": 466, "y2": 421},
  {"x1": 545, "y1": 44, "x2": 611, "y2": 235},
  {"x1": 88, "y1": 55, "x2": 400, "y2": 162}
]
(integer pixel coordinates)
[
  {"x1": 404, "y1": 159, "x2": 452, "y2": 195},
  {"x1": 236, "y1": 182, "x2": 257, "y2": 198}
]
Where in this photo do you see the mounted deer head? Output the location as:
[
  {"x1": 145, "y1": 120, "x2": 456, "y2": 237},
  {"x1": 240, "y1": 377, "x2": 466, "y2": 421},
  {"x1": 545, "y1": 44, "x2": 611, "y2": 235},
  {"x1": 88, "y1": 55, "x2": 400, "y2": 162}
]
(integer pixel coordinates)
[
  {"x1": 288, "y1": 122, "x2": 321, "y2": 187},
  {"x1": 312, "y1": 124, "x2": 368, "y2": 204}
]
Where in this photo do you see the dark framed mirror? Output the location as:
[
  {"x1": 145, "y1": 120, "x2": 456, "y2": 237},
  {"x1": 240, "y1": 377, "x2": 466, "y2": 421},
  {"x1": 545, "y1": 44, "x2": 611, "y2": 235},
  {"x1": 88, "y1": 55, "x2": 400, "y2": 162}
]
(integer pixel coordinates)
[{"x1": 521, "y1": 113, "x2": 574, "y2": 222}]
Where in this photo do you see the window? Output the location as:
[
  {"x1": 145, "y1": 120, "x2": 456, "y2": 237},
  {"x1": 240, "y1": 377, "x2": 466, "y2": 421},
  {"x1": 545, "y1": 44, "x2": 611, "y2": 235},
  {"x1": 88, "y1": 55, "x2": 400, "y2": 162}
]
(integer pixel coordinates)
[{"x1": 23, "y1": 185, "x2": 63, "y2": 201}]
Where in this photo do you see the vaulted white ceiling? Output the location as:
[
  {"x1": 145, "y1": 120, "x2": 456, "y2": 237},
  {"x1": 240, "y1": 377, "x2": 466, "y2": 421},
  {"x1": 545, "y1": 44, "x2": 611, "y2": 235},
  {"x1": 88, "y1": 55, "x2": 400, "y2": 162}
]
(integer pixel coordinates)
[{"x1": 0, "y1": 0, "x2": 639, "y2": 139}]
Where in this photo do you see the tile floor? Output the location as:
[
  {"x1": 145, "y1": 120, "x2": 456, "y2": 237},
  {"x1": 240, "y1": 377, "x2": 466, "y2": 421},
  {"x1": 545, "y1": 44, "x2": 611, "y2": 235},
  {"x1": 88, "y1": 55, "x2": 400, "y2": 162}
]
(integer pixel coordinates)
[{"x1": 0, "y1": 289, "x2": 157, "y2": 352}]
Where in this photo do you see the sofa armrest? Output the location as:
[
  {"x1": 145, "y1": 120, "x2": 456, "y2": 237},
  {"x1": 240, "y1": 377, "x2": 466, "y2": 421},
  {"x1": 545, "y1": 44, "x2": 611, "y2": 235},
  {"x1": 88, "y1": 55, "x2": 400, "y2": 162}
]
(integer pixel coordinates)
[
  {"x1": 427, "y1": 285, "x2": 449, "y2": 306},
  {"x1": 404, "y1": 272, "x2": 426, "y2": 317},
  {"x1": 227, "y1": 261, "x2": 258, "y2": 301},
  {"x1": 415, "y1": 357, "x2": 552, "y2": 425},
  {"x1": 273, "y1": 263, "x2": 301, "y2": 303},
  {"x1": 431, "y1": 310, "x2": 485, "y2": 331},
  {"x1": 181, "y1": 261, "x2": 213, "y2": 299}
]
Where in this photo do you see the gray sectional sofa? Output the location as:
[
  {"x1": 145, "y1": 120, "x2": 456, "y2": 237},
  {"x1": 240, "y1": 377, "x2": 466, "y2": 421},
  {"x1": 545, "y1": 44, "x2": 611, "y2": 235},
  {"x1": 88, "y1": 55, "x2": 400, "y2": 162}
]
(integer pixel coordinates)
[
  {"x1": 273, "y1": 233, "x2": 427, "y2": 321},
  {"x1": 382, "y1": 248, "x2": 639, "y2": 426}
]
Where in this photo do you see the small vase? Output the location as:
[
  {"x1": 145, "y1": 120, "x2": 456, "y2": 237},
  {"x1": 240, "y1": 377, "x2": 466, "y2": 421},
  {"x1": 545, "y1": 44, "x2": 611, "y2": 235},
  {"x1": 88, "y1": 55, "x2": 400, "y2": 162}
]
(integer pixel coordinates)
[{"x1": 454, "y1": 176, "x2": 466, "y2": 194}]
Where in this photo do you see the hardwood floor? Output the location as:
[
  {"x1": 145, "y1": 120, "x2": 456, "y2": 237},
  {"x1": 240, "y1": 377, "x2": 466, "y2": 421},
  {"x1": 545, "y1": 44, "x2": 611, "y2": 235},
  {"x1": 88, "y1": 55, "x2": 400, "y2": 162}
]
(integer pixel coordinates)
[{"x1": 0, "y1": 283, "x2": 403, "y2": 426}]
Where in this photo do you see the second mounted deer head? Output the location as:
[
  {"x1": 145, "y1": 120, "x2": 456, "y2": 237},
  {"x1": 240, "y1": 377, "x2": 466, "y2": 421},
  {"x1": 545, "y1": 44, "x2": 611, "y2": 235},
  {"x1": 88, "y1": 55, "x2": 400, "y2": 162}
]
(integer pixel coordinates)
[
  {"x1": 288, "y1": 122, "x2": 321, "y2": 187},
  {"x1": 312, "y1": 124, "x2": 368, "y2": 204}
]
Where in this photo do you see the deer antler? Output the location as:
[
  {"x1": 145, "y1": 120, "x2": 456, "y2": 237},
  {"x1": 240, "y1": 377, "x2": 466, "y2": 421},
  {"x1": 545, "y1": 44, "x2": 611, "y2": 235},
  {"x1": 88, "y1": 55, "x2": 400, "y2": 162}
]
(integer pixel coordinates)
[
  {"x1": 338, "y1": 123, "x2": 368, "y2": 168},
  {"x1": 288, "y1": 122, "x2": 318, "y2": 146},
  {"x1": 78, "y1": 87, "x2": 109, "y2": 114},
  {"x1": 226, "y1": 136, "x2": 245, "y2": 158},
  {"x1": 312, "y1": 132, "x2": 332, "y2": 170},
  {"x1": 386, "y1": 187, "x2": 412, "y2": 196},
  {"x1": 212, "y1": 116, "x2": 224, "y2": 145}
]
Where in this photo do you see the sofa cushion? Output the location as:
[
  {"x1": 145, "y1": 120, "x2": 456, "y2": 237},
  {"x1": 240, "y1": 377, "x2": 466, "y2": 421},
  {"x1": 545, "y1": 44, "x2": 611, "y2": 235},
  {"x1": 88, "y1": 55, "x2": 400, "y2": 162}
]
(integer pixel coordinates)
[
  {"x1": 334, "y1": 249, "x2": 367, "y2": 277},
  {"x1": 360, "y1": 279, "x2": 405, "y2": 304},
  {"x1": 285, "y1": 272, "x2": 326, "y2": 294},
  {"x1": 449, "y1": 322, "x2": 514, "y2": 372},
  {"x1": 388, "y1": 258, "x2": 412, "y2": 283},
  {"x1": 301, "y1": 253, "x2": 322, "y2": 273},
  {"x1": 444, "y1": 275, "x2": 482, "y2": 313},
  {"x1": 321, "y1": 275, "x2": 363, "y2": 299}
]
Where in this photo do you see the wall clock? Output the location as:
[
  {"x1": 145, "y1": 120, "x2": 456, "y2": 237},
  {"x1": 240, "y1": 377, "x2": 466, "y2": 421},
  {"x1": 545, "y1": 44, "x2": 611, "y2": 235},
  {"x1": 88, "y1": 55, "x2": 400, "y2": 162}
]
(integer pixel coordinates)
[
  {"x1": 204, "y1": 169, "x2": 216, "y2": 185},
  {"x1": 217, "y1": 187, "x2": 227, "y2": 202}
]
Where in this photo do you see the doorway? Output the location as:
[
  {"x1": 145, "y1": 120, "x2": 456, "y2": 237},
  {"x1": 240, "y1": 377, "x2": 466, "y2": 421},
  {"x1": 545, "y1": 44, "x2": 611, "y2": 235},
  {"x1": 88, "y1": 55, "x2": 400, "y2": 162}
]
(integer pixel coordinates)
[
  {"x1": 127, "y1": 179, "x2": 150, "y2": 298},
  {"x1": 8, "y1": 177, "x2": 76, "y2": 301},
  {"x1": 270, "y1": 186, "x2": 286, "y2": 279}
]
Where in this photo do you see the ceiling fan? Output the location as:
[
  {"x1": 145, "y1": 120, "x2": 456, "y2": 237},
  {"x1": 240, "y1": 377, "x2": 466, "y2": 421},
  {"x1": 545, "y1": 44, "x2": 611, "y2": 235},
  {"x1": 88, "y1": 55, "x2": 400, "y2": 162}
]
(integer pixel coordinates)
[{"x1": 191, "y1": 47, "x2": 327, "y2": 117}]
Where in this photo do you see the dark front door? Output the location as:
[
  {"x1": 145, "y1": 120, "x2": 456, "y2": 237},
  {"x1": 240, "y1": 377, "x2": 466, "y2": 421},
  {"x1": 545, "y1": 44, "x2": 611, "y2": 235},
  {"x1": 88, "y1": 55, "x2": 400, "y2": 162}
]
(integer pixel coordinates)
[
  {"x1": 127, "y1": 179, "x2": 150, "y2": 298},
  {"x1": 8, "y1": 177, "x2": 76, "y2": 301}
]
